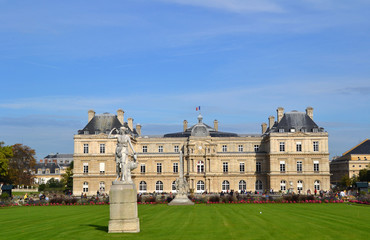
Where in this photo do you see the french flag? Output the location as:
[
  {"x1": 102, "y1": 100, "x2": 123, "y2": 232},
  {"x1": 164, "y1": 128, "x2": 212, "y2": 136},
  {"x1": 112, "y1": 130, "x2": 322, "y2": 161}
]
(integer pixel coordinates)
[{"x1": 196, "y1": 106, "x2": 201, "y2": 111}]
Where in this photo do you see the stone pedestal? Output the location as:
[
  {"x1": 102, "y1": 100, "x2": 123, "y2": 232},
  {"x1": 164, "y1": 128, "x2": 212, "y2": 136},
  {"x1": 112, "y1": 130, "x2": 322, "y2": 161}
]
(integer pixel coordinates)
[
  {"x1": 168, "y1": 193, "x2": 194, "y2": 206},
  {"x1": 108, "y1": 181, "x2": 140, "y2": 233}
]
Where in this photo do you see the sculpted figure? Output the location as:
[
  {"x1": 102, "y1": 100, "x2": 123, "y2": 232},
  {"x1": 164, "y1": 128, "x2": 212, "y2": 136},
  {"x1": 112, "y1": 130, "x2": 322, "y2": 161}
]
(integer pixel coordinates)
[{"x1": 109, "y1": 127, "x2": 137, "y2": 183}]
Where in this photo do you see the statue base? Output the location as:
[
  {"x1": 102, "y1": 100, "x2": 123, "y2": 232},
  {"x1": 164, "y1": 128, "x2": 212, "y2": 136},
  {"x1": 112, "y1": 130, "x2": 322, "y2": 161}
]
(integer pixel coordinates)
[
  {"x1": 108, "y1": 181, "x2": 140, "y2": 233},
  {"x1": 168, "y1": 193, "x2": 194, "y2": 206}
]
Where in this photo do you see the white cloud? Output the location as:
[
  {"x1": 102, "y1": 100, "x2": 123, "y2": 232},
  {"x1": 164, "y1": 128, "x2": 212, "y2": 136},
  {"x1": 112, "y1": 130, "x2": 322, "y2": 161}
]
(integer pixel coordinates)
[{"x1": 160, "y1": 0, "x2": 284, "y2": 13}]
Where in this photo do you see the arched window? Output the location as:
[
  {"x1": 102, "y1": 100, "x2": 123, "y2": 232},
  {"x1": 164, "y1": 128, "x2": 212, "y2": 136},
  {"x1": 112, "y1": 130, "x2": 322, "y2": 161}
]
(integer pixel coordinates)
[
  {"x1": 197, "y1": 161, "x2": 205, "y2": 173},
  {"x1": 172, "y1": 181, "x2": 177, "y2": 192},
  {"x1": 239, "y1": 180, "x2": 246, "y2": 192},
  {"x1": 297, "y1": 180, "x2": 303, "y2": 191},
  {"x1": 99, "y1": 181, "x2": 105, "y2": 192},
  {"x1": 314, "y1": 180, "x2": 320, "y2": 191},
  {"x1": 255, "y1": 180, "x2": 262, "y2": 191},
  {"x1": 197, "y1": 180, "x2": 205, "y2": 193},
  {"x1": 155, "y1": 181, "x2": 163, "y2": 193},
  {"x1": 280, "y1": 180, "x2": 286, "y2": 191},
  {"x1": 139, "y1": 181, "x2": 147, "y2": 192},
  {"x1": 83, "y1": 182, "x2": 88, "y2": 193},
  {"x1": 222, "y1": 180, "x2": 230, "y2": 192}
]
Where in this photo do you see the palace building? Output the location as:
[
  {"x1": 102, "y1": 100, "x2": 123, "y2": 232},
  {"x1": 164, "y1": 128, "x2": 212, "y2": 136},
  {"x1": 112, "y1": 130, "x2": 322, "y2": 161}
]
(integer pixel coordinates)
[
  {"x1": 330, "y1": 139, "x2": 370, "y2": 184},
  {"x1": 73, "y1": 107, "x2": 330, "y2": 196}
]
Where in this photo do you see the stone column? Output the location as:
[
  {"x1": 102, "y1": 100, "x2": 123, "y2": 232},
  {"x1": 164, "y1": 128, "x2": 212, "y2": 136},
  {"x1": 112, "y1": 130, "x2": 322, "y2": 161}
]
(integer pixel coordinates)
[{"x1": 108, "y1": 181, "x2": 140, "y2": 233}]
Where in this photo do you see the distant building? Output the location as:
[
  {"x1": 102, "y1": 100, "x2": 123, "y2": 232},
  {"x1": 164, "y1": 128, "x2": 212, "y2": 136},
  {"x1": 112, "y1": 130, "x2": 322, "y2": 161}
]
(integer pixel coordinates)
[
  {"x1": 330, "y1": 139, "x2": 370, "y2": 184},
  {"x1": 34, "y1": 153, "x2": 73, "y2": 184},
  {"x1": 73, "y1": 107, "x2": 330, "y2": 196}
]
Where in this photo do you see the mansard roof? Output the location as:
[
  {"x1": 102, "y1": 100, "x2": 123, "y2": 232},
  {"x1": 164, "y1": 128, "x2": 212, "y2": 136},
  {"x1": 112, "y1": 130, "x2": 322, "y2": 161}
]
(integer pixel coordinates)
[
  {"x1": 164, "y1": 114, "x2": 238, "y2": 138},
  {"x1": 44, "y1": 153, "x2": 73, "y2": 159},
  {"x1": 77, "y1": 113, "x2": 137, "y2": 135},
  {"x1": 267, "y1": 111, "x2": 324, "y2": 133},
  {"x1": 343, "y1": 139, "x2": 370, "y2": 155}
]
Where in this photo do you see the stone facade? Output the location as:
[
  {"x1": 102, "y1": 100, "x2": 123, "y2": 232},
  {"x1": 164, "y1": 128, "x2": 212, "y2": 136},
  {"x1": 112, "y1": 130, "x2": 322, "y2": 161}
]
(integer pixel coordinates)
[
  {"x1": 73, "y1": 107, "x2": 330, "y2": 196},
  {"x1": 330, "y1": 139, "x2": 370, "y2": 184}
]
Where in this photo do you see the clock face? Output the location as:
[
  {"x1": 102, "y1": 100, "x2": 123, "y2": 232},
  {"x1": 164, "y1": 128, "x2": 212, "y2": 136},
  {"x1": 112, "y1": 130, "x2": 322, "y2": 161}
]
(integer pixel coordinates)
[{"x1": 198, "y1": 146, "x2": 202, "y2": 150}]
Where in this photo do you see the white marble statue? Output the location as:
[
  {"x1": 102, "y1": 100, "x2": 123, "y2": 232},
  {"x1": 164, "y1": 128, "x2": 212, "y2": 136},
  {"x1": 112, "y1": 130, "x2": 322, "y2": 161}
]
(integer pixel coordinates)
[{"x1": 109, "y1": 127, "x2": 137, "y2": 183}]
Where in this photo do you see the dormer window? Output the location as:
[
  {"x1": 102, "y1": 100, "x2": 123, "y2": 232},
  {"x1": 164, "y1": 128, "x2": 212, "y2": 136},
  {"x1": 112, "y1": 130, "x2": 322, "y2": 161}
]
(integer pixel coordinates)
[
  {"x1": 84, "y1": 131, "x2": 89, "y2": 135},
  {"x1": 279, "y1": 129, "x2": 285, "y2": 133},
  {"x1": 290, "y1": 128, "x2": 295, "y2": 132},
  {"x1": 301, "y1": 128, "x2": 307, "y2": 132},
  {"x1": 95, "y1": 131, "x2": 100, "y2": 134},
  {"x1": 313, "y1": 128, "x2": 318, "y2": 133}
]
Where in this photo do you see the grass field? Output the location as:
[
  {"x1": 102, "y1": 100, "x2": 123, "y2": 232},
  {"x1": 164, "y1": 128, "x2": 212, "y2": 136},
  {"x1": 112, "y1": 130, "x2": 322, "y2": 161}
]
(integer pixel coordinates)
[{"x1": 0, "y1": 203, "x2": 369, "y2": 240}]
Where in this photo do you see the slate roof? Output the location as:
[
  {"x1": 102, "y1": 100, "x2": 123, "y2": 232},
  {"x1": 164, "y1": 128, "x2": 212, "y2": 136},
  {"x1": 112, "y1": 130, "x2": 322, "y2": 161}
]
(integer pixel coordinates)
[
  {"x1": 77, "y1": 113, "x2": 137, "y2": 136},
  {"x1": 45, "y1": 153, "x2": 73, "y2": 159},
  {"x1": 35, "y1": 163, "x2": 59, "y2": 174},
  {"x1": 343, "y1": 139, "x2": 370, "y2": 155},
  {"x1": 266, "y1": 111, "x2": 324, "y2": 133},
  {"x1": 164, "y1": 114, "x2": 238, "y2": 138}
]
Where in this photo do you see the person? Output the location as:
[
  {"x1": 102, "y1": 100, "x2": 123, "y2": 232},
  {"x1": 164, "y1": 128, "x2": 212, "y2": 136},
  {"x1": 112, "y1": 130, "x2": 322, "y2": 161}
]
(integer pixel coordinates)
[
  {"x1": 314, "y1": 189, "x2": 317, "y2": 196},
  {"x1": 109, "y1": 127, "x2": 138, "y2": 183},
  {"x1": 97, "y1": 190, "x2": 100, "y2": 197}
]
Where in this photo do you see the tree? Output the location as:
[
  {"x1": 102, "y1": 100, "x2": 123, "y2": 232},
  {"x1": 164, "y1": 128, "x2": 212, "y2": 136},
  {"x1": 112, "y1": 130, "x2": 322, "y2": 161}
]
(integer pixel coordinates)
[
  {"x1": 0, "y1": 141, "x2": 13, "y2": 183},
  {"x1": 359, "y1": 168, "x2": 370, "y2": 182},
  {"x1": 8, "y1": 144, "x2": 36, "y2": 186},
  {"x1": 62, "y1": 161, "x2": 73, "y2": 194},
  {"x1": 340, "y1": 175, "x2": 352, "y2": 188}
]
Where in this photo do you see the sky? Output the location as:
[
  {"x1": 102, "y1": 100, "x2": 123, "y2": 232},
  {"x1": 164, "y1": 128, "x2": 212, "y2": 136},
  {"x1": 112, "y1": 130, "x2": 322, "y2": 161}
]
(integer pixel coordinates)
[{"x1": 0, "y1": 0, "x2": 369, "y2": 160}]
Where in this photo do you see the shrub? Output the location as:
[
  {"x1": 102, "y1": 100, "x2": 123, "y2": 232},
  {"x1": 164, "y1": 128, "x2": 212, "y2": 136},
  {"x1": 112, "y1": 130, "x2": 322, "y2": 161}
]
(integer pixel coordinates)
[
  {"x1": 208, "y1": 195, "x2": 220, "y2": 203},
  {"x1": 0, "y1": 192, "x2": 9, "y2": 200}
]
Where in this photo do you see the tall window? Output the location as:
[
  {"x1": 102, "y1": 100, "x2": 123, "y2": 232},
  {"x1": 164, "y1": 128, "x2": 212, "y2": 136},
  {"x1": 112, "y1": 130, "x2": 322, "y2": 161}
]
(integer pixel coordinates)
[
  {"x1": 314, "y1": 161, "x2": 319, "y2": 172},
  {"x1": 139, "y1": 181, "x2": 147, "y2": 192},
  {"x1": 99, "y1": 182, "x2": 105, "y2": 192},
  {"x1": 280, "y1": 180, "x2": 286, "y2": 191},
  {"x1": 222, "y1": 180, "x2": 230, "y2": 192},
  {"x1": 158, "y1": 146, "x2": 163, "y2": 153},
  {"x1": 223, "y1": 162, "x2": 228, "y2": 173},
  {"x1": 100, "y1": 144, "x2": 105, "y2": 154},
  {"x1": 255, "y1": 180, "x2": 262, "y2": 191},
  {"x1": 240, "y1": 162, "x2": 245, "y2": 173},
  {"x1": 174, "y1": 145, "x2": 179, "y2": 153},
  {"x1": 314, "y1": 180, "x2": 320, "y2": 191},
  {"x1": 197, "y1": 180, "x2": 205, "y2": 193},
  {"x1": 280, "y1": 161, "x2": 286, "y2": 172},
  {"x1": 256, "y1": 162, "x2": 261, "y2": 173},
  {"x1": 297, "y1": 180, "x2": 303, "y2": 191},
  {"x1": 173, "y1": 162, "x2": 178, "y2": 173},
  {"x1": 197, "y1": 161, "x2": 204, "y2": 173},
  {"x1": 83, "y1": 144, "x2": 89, "y2": 154},
  {"x1": 222, "y1": 145, "x2": 227, "y2": 152},
  {"x1": 279, "y1": 142, "x2": 285, "y2": 152},
  {"x1": 254, "y1": 145, "x2": 259, "y2": 152},
  {"x1": 83, "y1": 163, "x2": 88, "y2": 174},
  {"x1": 238, "y1": 145, "x2": 243, "y2": 152},
  {"x1": 99, "y1": 162, "x2": 105, "y2": 174},
  {"x1": 172, "y1": 181, "x2": 177, "y2": 192},
  {"x1": 239, "y1": 180, "x2": 246, "y2": 191},
  {"x1": 83, "y1": 182, "x2": 88, "y2": 192},
  {"x1": 157, "y1": 163, "x2": 162, "y2": 173},
  {"x1": 296, "y1": 142, "x2": 302, "y2": 152},
  {"x1": 142, "y1": 146, "x2": 148, "y2": 153},
  {"x1": 155, "y1": 181, "x2": 163, "y2": 193},
  {"x1": 297, "y1": 161, "x2": 302, "y2": 172},
  {"x1": 313, "y1": 141, "x2": 319, "y2": 152},
  {"x1": 140, "y1": 164, "x2": 146, "y2": 173}
]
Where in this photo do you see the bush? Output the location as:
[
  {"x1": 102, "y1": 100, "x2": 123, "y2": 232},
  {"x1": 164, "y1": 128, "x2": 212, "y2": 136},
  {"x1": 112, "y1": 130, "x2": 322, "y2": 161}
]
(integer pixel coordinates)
[
  {"x1": 0, "y1": 192, "x2": 9, "y2": 200},
  {"x1": 208, "y1": 195, "x2": 220, "y2": 203}
]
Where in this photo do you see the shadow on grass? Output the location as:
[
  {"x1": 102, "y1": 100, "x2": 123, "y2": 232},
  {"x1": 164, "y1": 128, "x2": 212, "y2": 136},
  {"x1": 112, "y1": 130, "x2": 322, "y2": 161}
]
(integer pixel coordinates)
[{"x1": 86, "y1": 224, "x2": 108, "y2": 232}]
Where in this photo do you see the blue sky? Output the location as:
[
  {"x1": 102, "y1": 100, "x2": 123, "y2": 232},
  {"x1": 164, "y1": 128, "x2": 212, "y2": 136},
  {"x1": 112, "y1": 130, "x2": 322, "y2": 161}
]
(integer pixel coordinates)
[{"x1": 0, "y1": 0, "x2": 369, "y2": 160}]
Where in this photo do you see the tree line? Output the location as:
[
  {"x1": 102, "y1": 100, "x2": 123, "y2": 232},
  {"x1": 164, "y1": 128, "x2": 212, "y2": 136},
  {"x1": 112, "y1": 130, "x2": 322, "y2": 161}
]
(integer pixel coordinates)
[{"x1": 0, "y1": 141, "x2": 36, "y2": 186}]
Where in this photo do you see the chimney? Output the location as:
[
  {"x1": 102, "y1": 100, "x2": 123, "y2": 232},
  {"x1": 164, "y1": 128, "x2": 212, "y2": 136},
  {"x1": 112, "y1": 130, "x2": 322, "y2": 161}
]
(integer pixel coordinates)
[
  {"x1": 214, "y1": 120, "x2": 219, "y2": 131},
  {"x1": 117, "y1": 109, "x2": 124, "y2": 125},
  {"x1": 88, "y1": 109, "x2": 95, "y2": 122},
  {"x1": 136, "y1": 124, "x2": 141, "y2": 136},
  {"x1": 183, "y1": 120, "x2": 188, "y2": 132},
  {"x1": 261, "y1": 123, "x2": 267, "y2": 134},
  {"x1": 306, "y1": 107, "x2": 313, "y2": 120},
  {"x1": 277, "y1": 107, "x2": 284, "y2": 122},
  {"x1": 128, "y1": 118, "x2": 133, "y2": 131},
  {"x1": 269, "y1": 116, "x2": 275, "y2": 130}
]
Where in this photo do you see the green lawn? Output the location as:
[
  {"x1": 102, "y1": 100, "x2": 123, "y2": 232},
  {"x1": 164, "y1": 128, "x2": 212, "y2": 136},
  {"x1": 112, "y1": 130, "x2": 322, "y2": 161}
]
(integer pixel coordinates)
[{"x1": 0, "y1": 203, "x2": 369, "y2": 240}]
